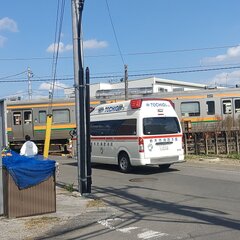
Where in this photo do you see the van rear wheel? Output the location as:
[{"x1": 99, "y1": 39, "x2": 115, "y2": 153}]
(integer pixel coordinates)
[
  {"x1": 118, "y1": 153, "x2": 131, "y2": 173},
  {"x1": 159, "y1": 164, "x2": 171, "y2": 170}
]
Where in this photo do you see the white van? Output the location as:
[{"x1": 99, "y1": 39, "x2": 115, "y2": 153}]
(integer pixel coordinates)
[{"x1": 90, "y1": 98, "x2": 184, "y2": 172}]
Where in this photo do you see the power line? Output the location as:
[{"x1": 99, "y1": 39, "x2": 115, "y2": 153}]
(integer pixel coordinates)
[
  {"x1": 0, "y1": 44, "x2": 239, "y2": 61},
  {"x1": 0, "y1": 70, "x2": 27, "y2": 80},
  {"x1": 105, "y1": 0, "x2": 125, "y2": 65},
  {"x1": 1, "y1": 65, "x2": 240, "y2": 83},
  {"x1": 50, "y1": 0, "x2": 66, "y2": 104}
]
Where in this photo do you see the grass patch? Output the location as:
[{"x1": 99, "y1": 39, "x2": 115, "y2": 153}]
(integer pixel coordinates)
[
  {"x1": 226, "y1": 153, "x2": 240, "y2": 160},
  {"x1": 64, "y1": 183, "x2": 74, "y2": 192},
  {"x1": 86, "y1": 199, "x2": 105, "y2": 208},
  {"x1": 25, "y1": 216, "x2": 60, "y2": 229}
]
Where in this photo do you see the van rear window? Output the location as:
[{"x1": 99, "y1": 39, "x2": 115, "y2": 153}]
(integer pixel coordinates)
[{"x1": 143, "y1": 117, "x2": 180, "y2": 135}]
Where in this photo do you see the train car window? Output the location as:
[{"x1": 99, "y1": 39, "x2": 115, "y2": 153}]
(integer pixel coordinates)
[
  {"x1": 206, "y1": 101, "x2": 215, "y2": 115},
  {"x1": 24, "y1": 111, "x2": 32, "y2": 124},
  {"x1": 235, "y1": 99, "x2": 240, "y2": 113},
  {"x1": 39, "y1": 111, "x2": 47, "y2": 123},
  {"x1": 53, "y1": 109, "x2": 70, "y2": 123},
  {"x1": 13, "y1": 112, "x2": 22, "y2": 125},
  {"x1": 180, "y1": 102, "x2": 200, "y2": 117},
  {"x1": 223, "y1": 100, "x2": 232, "y2": 114}
]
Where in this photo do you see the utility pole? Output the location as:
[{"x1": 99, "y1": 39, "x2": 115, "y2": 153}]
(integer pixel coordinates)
[
  {"x1": 71, "y1": 0, "x2": 91, "y2": 194},
  {"x1": 27, "y1": 67, "x2": 33, "y2": 100},
  {"x1": 124, "y1": 64, "x2": 128, "y2": 100}
]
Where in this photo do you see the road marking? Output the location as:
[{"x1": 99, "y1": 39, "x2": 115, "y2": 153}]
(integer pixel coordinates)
[
  {"x1": 98, "y1": 218, "x2": 168, "y2": 239},
  {"x1": 138, "y1": 230, "x2": 168, "y2": 239}
]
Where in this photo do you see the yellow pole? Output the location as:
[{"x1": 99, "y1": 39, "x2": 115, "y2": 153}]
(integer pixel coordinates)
[{"x1": 43, "y1": 114, "x2": 52, "y2": 159}]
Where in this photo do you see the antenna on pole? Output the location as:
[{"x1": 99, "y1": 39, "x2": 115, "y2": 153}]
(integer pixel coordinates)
[{"x1": 27, "y1": 67, "x2": 33, "y2": 100}]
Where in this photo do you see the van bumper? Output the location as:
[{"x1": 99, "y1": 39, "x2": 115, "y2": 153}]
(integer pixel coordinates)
[{"x1": 131, "y1": 154, "x2": 185, "y2": 166}]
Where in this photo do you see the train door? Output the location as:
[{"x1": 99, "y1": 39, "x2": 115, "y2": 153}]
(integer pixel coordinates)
[
  {"x1": 221, "y1": 98, "x2": 240, "y2": 127},
  {"x1": 12, "y1": 110, "x2": 33, "y2": 140},
  {"x1": 233, "y1": 98, "x2": 240, "y2": 116},
  {"x1": 222, "y1": 99, "x2": 233, "y2": 118}
]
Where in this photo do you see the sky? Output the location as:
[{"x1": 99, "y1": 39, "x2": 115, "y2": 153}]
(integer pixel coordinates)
[{"x1": 1, "y1": 0, "x2": 240, "y2": 99}]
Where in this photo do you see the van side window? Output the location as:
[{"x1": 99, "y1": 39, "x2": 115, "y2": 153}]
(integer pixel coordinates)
[
  {"x1": 53, "y1": 109, "x2": 70, "y2": 123},
  {"x1": 90, "y1": 119, "x2": 137, "y2": 136},
  {"x1": 206, "y1": 101, "x2": 215, "y2": 115},
  {"x1": 39, "y1": 111, "x2": 47, "y2": 123},
  {"x1": 13, "y1": 112, "x2": 22, "y2": 125},
  {"x1": 180, "y1": 102, "x2": 200, "y2": 116}
]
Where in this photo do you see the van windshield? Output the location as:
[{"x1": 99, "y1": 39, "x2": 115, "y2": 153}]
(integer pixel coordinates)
[{"x1": 143, "y1": 117, "x2": 180, "y2": 135}]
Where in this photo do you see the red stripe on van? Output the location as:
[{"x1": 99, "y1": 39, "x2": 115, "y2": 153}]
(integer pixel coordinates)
[{"x1": 91, "y1": 134, "x2": 182, "y2": 141}]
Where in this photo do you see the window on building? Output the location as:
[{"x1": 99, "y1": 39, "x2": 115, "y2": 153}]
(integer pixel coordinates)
[
  {"x1": 39, "y1": 111, "x2": 47, "y2": 123},
  {"x1": 206, "y1": 101, "x2": 215, "y2": 115},
  {"x1": 180, "y1": 102, "x2": 200, "y2": 116},
  {"x1": 53, "y1": 109, "x2": 70, "y2": 123}
]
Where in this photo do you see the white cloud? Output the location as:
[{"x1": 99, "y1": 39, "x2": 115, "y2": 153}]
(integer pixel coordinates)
[
  {"x1": 0, "y1": 17, "x2": 18, "y2": 32},
  {"x1": 0, "y1": 35, "x2": 7, "y2": 47},
  {"x1": 203, "y1": 45, "x2": 240, "y2": 63},
  {"x1": 83, "y1": 39, "x2": 108, "y2": 49},
  {"x1": 46, "y1": 39, "x2": 108, "y2": 53},
  {"x1": 46, "y1": 42, "x2": 73, "y2": 53},
  {"x1": 39, "y1": 81, "x2": 70, "y2": 90},
  {"x1": 211, "y1": 70, "x2": 240, "y2": 86}
]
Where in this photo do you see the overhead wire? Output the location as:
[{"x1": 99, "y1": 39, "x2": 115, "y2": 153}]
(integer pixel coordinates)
[
  {"x1": 0, "y1": 44, "x2": 239, "y2": 61},
  {"x1": 105, "y1": 0, "x2": 125, "y2": 65},
  {"x1": 49, "y1": 0, "x2": 66, "y2": 108},
  {"x1": 1, "y1": 65, "x2": 240, "y2": 82}
]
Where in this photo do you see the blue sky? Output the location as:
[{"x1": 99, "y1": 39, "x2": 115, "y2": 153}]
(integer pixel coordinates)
[{"x1": 1, "y1": 0, "x2": 240, "y2": 99}]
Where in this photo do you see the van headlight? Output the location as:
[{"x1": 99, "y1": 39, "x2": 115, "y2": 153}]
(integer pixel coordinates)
[{"x1": 148, "y1": 143, "x2": 153, "y2": 151}]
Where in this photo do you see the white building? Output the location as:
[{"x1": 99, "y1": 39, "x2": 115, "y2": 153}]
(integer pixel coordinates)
[
  {"x1": 89, "y1": 77, "x2": 207, "y2": 100},
  {"x1": 64, "y1": 76, "x2": 208, "y2": 99}
]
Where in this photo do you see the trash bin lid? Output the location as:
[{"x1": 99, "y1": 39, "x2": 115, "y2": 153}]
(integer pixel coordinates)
[{"x1": 3, "y1": 151, "x2": 56, "y2": 190}]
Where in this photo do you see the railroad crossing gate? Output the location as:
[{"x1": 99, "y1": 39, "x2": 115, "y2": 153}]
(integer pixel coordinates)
[{"x1": 0, "y1": 99, "x2": 7, "y2": 215}]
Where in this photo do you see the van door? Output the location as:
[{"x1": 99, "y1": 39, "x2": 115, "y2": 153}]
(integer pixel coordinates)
[{"x1": 143, "y1": 116, "x2": 182, "y2": 159}]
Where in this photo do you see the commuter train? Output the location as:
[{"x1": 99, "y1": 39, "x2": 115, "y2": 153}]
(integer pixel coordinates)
[
  {"x1": 158, "y1": 87, "x2": 240, "y2": 132},
  {"x1": 6, "y1": 87, "x2": 240, "y2": 151}
]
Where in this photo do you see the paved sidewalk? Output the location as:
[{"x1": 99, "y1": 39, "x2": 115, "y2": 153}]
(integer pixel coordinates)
[{"x1": 0, "y1": 187, "x2": 116, "y2": 240}]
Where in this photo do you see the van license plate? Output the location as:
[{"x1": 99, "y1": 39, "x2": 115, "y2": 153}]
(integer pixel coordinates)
[{"x1": 160, "y1": 145, "x2": 168, "y2": 150}]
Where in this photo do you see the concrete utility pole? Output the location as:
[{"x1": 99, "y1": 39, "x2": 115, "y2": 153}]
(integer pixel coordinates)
[
  {"x1": 124, "y1": 64, "x2": 128, "y2": 100},
  {"x1": 27, "y1": 67, "x2": 33, "y2": 100},
  {"x1": 71, "y1": 0, "x2": 91, "y2": 194}
]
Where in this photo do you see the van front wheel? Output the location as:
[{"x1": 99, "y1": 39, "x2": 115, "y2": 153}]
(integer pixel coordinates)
[{"x1": 118, "y1": 153, "x2": 131, "y2": 173}]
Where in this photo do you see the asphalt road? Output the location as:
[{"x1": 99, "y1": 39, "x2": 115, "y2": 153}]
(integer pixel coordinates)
[{"x1": 56, "y1": 157, "x2": 240, "y2": 240}]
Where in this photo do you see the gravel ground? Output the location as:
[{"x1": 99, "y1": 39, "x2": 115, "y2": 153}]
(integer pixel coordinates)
[
  {"x1": 0, "y1": 156, "x2": 239, "y2": 240},
  {"x1": 0, "y1": 187, "x2": 107, "y2": 240}
]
